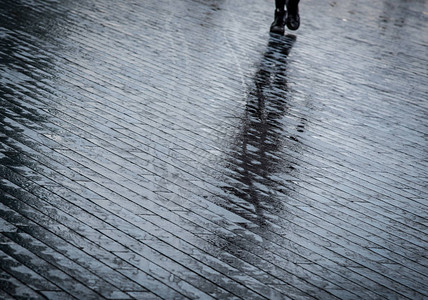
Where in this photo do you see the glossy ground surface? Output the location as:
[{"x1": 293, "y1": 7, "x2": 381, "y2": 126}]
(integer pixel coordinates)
[{"x1": 1, "y1": 0, "x2": 427, "y2": 299}]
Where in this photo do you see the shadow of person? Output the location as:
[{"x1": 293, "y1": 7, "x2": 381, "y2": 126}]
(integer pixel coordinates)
[{"x1": 222, "y1": 33, "x2": 301, "y2": 230}]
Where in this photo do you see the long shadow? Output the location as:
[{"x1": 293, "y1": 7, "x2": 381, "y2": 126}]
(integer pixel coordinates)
[{"x1": 222, "y1": 33, "x2": 302, "y2": 230}]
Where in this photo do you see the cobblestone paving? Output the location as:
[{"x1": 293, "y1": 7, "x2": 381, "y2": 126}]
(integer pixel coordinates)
[{"x1": 1, "y1": 0, "x2": 427, "y2": 299}]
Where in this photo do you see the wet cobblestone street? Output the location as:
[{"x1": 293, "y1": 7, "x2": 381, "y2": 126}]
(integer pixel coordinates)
[{"x1": 1, "y1": 0, "x2": 427, "y2": 299}]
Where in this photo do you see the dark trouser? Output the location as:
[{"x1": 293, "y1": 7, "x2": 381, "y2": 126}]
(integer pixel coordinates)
[{"x1": 275, "y1": 0, "x2": 299, "y2": 12}]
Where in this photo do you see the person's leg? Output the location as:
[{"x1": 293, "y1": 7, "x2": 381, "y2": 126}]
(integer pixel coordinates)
[
  {"x1": 275, "y1": 0, "x2": 286, "y2": 11},
  {"x1": 270, "y1": 0, "x2": 286, "y2": 34},
  {"x1": 286, "y1": 0, "x2": 300, "y2": 30}
]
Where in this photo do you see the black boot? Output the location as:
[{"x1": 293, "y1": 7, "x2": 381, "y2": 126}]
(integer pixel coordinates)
[
  {"x1": 286, "y1": 0, "x2": 300, "y2": 31},
  {"x1": 270, "y1": 9, "x2": 286, "y2": 35}
]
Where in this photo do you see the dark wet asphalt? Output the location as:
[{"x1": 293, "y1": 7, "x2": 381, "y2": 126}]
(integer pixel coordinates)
[{"x1": 1, "y1": 0, "x2": 427, "y2": 299}]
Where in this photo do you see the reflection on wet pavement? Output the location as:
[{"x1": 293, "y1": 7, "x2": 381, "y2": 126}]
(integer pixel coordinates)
[
  {"x1": 223, "y1": 35, "x2": 298, "y2": 228},
  {"x1": 1, "y1": 0, "x2": 427, "y2": 299}
]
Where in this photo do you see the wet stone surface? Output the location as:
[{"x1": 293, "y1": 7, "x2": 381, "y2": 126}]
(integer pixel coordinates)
[{"x1": 1, "y1": 0, "x2": 427, "y2": 299}]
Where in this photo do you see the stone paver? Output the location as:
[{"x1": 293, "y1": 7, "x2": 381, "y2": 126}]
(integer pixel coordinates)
[{"x1": 1, "y1": 0, "x2": 427, "y2": 299}]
